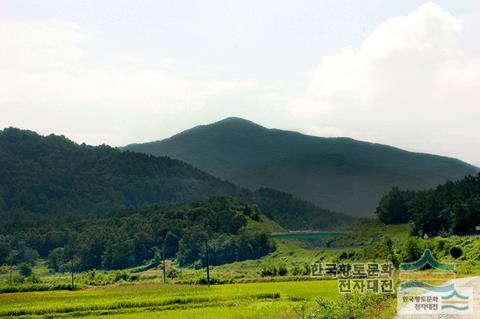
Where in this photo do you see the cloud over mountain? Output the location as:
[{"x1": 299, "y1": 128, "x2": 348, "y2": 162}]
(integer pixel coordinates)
[{"x1": 295, "y1": 2, "x2": 480, "y2": 165}]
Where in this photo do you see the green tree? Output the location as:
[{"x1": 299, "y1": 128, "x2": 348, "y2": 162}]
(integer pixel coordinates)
[
  {"x1": 19, "y1": 263, "x2": 32, "y2": 277},
  {"x1": 377, "y1": 236, "x2": 398, "y2": 266},
  {"x1": 48, "y1": 247, "x2": 65, "y2": 272},
  {"x1": 400, "y1": 237, "x2": 423, "y2": 263},
  {"x1": 376, "y1": 187, "x2": 411, "y2": 224}
]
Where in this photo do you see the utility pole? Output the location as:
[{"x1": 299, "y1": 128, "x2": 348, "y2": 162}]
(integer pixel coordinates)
[
  {"x1": 162, "y1": 250, "x2": 166, "y2": 284},
  {"x1": 205, "y1": 239, "x2": 210, "y2": 287},
  {"x1": 70, "y1": 259, "x2": 75, "y2": 289}
]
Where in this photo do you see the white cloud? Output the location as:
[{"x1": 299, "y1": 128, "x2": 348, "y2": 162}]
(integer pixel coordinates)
[
  {"x1": 295, "y1": 2, "x2": 480, "y2": 166},
  {"x1": 0, "y1": 19, "x2": 262, "y2": 145},
  {"x1": 0, "y1": 19, "x2": 86, "y2": 72}
]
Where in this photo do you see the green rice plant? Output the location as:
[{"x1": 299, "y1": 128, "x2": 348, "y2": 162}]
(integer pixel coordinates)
[{"x1": 0, "y1": 281, "x2": 338, "y2": 318}]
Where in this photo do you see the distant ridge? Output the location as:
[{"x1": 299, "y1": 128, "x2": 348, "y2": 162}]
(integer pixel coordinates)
[{"x1": 125, "y1": 117, "x2": 479, "y2": 217}]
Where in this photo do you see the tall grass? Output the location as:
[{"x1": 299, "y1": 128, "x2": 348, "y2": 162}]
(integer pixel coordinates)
[{"x1": 300, "y1": 292, "x2": 394, "y2": 319}]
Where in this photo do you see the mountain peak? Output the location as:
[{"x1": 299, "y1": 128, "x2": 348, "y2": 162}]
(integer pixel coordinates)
[
  {"x1": 217, "y1": 116, "x2": 250, "y2": 123},
  {"x1": 169, "y1": 117, "x2": 266, "y2": 140},
  {"x1": 210, "y1": 117, "x2": 265, "y2": 128}
]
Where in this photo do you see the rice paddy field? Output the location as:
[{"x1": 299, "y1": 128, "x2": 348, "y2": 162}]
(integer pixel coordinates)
[{"x1": 0, "y1": 280, "x2": 339, "y2": 319}]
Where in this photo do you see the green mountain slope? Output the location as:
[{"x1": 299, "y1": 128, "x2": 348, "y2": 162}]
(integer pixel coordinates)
[
  {"x1": 125, "y1": 117, "x2": 479, "y2": 217},
  {"x1": 0, "y1": 127, "x2": 351, "y2": 229},
  {"x1": 0, "y1": 127, "x2": 240, "y2": 217}
]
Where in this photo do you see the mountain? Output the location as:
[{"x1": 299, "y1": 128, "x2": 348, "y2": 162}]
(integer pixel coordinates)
[
  {"x1": 0, "y1": 127, "x2": 351, "y2": 229},
  {"x1": 125, "y1": 117, "x2": 479, "y2": 217}
]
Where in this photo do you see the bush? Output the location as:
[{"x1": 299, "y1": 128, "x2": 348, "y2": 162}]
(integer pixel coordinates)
[
  {"x1": 12, "y1": 274, "x2": 24, "y2": 284},
  {"x1": 304, "y1": 292, "x2": 390, "y2": 319},
  {"x1": 195, "y1": 277, "x2": 231, "y2": 285},
  {"x1": 450, "y1": 246, "x2": 463, "y2": 259},
  {"x1": 400, "y1": 237, "x2": 423, "y2": 262},
  {"x1": 291, "y1": 266, "x2": 301, "y2": 276},
  {"x1": 167, "y1": 268, "x2": 180, "y2": 279},
  {"x1": 301, "y1": 263, "x2": 311, "y2": 275},
  {"x1": 114, "y1": 271, "x2": 130, "y2": 282},
  {"x1": 0, "y1": 283, "x2": 78, "y2": 293},
  {"x1": 109, "y1": 271, "x2": 139, "y2": 283},
  {"x1": 456, "y1": 259, "x2": 476, "y2": 275},
  {"x1": 260, "y1": 264, "x2": 277, "y2": 277},
  {"x1": 19, "y1": 263, "x2": 32, "y2": 277},
  {"x1": 277, "y1": 264, "x2": 288, "y2": 276},
  {"x1": 24, "y1": 275, "x2": 41, "y2": 284}
]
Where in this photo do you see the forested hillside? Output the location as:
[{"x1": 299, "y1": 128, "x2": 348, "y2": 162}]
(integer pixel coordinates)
[
  {"x1": 0, "y1": 127, "x2": 351, "y2": 230},
  {"x1": 0, "y1": 197, "x2": 276, "y2": 270},
  {"x1": 376, "y1": 174, "x2": 480, "y2": 236},
  {"x1": 0, "y1": 128, "x2": 241, "y2": 219},
  {"x1": 126, "y1": 117, "x2": 478, "y2": 217}
]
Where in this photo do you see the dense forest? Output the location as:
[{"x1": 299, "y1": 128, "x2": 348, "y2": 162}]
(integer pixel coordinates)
[
  {"x1": 0, "y1": 127, "x2": 352, "y2": 230},
  {"x1": 376, "y1": 174, "x2": 480, "y2": 236},
  {"x1": 0, "y1": 128, "x2": 241, "y2": 218},
  {"x1": 0, "y1": 197, "x2": 275, "y2": 270},
  {"x1": 126, "y1": 117, "x2": 478, "y2": 217}
]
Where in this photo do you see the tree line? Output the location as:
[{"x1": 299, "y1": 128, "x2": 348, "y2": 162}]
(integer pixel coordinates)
[
  {"x1": 0, "y1": 197, "x2": 275, "y2": 271},
  {"x1": 376, "y1": 173, "x2": 480, "y2": 236}
]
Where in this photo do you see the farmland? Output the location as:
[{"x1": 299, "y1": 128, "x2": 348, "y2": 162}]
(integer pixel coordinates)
[
  {"x1": 0, "y1": 221, "x2": 401, "y2": 318},
  {"x1": 1, "y1": 221, "x2": 480, "y2": 318},
  {"x1": 0, "y1": 281, "x2": 338, "y2": 318}
]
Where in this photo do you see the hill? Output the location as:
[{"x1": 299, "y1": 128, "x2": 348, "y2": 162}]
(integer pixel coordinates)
[
  {"x1": 0, "y1": 127, "x2": 240, "y2": 218},
  {"x1": 125, "y1": 117, "x2": 479, "y2": 217},
  {"x1": 0, "y1": 127, "x2": 351, "y2": 229}
]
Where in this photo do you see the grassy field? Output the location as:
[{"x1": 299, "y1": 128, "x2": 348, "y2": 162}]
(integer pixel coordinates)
[{"x1": 0, "y1": 280, "x2": 339, "y2": 318}]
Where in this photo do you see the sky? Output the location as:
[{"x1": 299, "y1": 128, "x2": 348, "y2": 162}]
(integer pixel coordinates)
[{"x1": 0, "y1": 0, "x2": 479, "y2": 166}]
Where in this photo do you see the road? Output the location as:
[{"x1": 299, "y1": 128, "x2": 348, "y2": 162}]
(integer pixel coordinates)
[{"x1": 394, "y1": 276, "x2": 480, "y2": 319}]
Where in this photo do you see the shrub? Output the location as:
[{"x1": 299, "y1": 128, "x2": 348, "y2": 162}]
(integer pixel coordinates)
[
  {"x1": 301, "y1": 263, "x2": 311, "y2": 275},
  {"x1": 260, "y1": 264, "x2": 277, "y2": 277},
  {"x1": 291, "y1": 266, "x2": 301, "y2": 276},
  {"x1": 24, "y1": 275, "x2": 41, "y2": 284},
  {"x1": 400, "y1": 237, "x2": 423, "y2": 262},
  {"x1": 277, "y1": 264, "x2": 288, "y2": 276},
  {"x1": 19, "y1": 263, "x2": 32, "y2": 277},
  {"x1": 167, "y1": 268, "x2": 180, "y2": 279},
  {"x1": 305, "y1": 292, "x2": 389, "y2": 319},
  {"x1": 0, "y1": 283, "x2": 78, "y2": 293},
  {"x1": 450, "y1": 246, "x2": 463, "y2": 259},
  {"x1": 195, "y1": 277, "x2": 230, "y2": 285},
  {"x1": 12, "y1": 274, "x2": 24, "y2": 284},
  {"x1": 114, "y1": 271, "x2": 130, "y2": 282}
]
